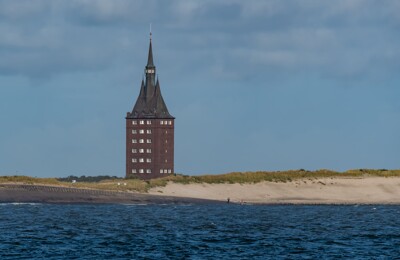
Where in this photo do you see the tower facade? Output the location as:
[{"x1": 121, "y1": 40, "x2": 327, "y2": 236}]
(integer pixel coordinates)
[{"x1": 126, "y1": 36, "x2": 174, "y2": 179}]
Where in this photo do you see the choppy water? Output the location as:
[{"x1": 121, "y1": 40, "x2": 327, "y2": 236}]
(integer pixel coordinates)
[{"x1": 1, "y1": 203, "x2": 400, "y2": 259}]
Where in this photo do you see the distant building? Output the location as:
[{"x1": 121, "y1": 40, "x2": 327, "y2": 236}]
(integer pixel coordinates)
[{"x1": 125, "y1": 34, "x2": 175, "y2": 179}]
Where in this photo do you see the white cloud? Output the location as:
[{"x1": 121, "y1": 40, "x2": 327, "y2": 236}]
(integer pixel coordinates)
[{"x1": 172, "y1": 0, "x2": 204, "y2": 16}]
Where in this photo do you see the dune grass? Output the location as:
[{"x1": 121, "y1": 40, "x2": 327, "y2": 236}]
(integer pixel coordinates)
[
  {"x1": 0, "y1": 176, "x2": 61, "y2": 185},
  {"x1": 0, "y1": 175, "x2": 149, "y2": 193},
  {"x1": 1, "y1": 169, "x2": 400, "y2": 193},
  {"x1": 157, "y1": 169, "x2": 400, "y2": 185}
]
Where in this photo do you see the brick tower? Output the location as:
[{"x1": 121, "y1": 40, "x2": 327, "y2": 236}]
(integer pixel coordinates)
[{"x1": 125, "y1": 34, "x2": 175, "y2": 179}]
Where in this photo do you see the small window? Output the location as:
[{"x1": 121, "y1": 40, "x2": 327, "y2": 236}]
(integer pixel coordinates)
[
  {"x1": 139, "y1": 139, "x2": 144, "y2": 143},
  {"x1": 132, "y1": 169, "x2": 136, "y2": 174},
  {"x1": 132, "y1": 139, "x2": 137, "y2": 143},
  {"x1": 147, "y1": 120, "x2": 151, "y2": 125},
  {"x1": 160, "y1": 121, "x2": 164, "y2": 125},
  {"x1": 168, "y1": 121, "x2": 172, "y2": 125},
  {"x1": 132, "y1": 149, "x2": 137, "y2": 153},
  {"x1": 132, "y1": 121, "x2": 137, "y2": 125},
  {"x1": 139, "y1": 120, "x2": 144, "y2": 125},
  {"x1": 146, "y1": 158, "x2": 151, "y2": 163},
  {"x1": 165, "y1": 140, "x2": 168, "y2": 143},
  {"x1": 132, "y1": 158, "x2": 137, "y2": 163},
  {"x1": 166, "y1": 130, "x2": 168, "y2": 134},
  {"x1": 164, "y1": 120, "x2": 168, "y2": 125},
  {"x1": 139, "y1": 129, "x2": 144, "y2": 134},
  {"x1": 163, "y1": 169, "x2": 168, "y2": 174},
  {"x1": 139, "y1": 149, "x2": 144, "y2": 153},
  {"x1": 132, "y1": 130, "x2": 137, "y2": 134},
  {"x1": 147, "y1": 139, "x2": 152, "y2": 144},
  {"x1": 146, "y1": 149, "x2": 152, "y2": 153},
  {"x1": 146, "y1": 169, "x2": 151, "y2": 173},
  {"x1": 165, "y1": 159, "x2": 168, "y2": 163},
  {"x1": 139, "y1": 158, "x2": 144, "y2": 163},
  {"x1": 168, "y1": 169, "x2": 172, "y2": 174},
  {"x1": 139, "y1": 169, "x2": 144, "y2": 174},
  {"x1": 160, "y1": 169, "x2": 163, "y2": 174},
  {"x1": 147, "y1": 129, "x2": 152, "y2": 134},
  {"x1": 165, "y1": 149, "x2": 168, "y2": 153}
]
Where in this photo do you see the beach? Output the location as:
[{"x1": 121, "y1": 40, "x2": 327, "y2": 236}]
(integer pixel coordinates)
[
  {"x1": 0, "y1": 184, "x2": 220, "y2": 204},
  {"x1": 1, "y1": 176, "x2": 400, "y2": 204},
  {"x1": 148, "y1": 176, "x2": 400, "y2": 204}
]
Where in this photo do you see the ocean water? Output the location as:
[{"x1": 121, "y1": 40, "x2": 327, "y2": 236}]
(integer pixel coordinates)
[{"x1": 0, "y1": 204, "x2": 400, "y2": 259}]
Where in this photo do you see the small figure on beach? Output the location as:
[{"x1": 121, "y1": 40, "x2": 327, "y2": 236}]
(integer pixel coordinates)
[{"x1": 227, "y1": 197, "x2": 230, "y2": 203}]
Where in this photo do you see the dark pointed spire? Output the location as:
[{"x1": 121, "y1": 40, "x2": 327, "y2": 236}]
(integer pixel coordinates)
[{"x1": 147, "y1": 33, "x2": 154, "y2": 67}]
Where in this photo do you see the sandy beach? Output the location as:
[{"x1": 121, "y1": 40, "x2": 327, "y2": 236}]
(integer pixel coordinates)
[
  {"x1": 1, "y1": 177, "x2": 400, "y2": 204},
  {"x1": 148, "y1": 177, "x2": 400, "y2": 204}
]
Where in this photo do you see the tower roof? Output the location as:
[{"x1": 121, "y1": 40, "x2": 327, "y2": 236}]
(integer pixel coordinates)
[
  {"x1": 127, "y1": 36, "x2": 174, "y2": 119},
  {"x1": 147, "y1": 39, "x2": 154, "y2": 68}
]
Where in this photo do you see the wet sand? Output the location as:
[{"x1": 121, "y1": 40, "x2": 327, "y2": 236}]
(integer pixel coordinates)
[{"x1": 0, "y1": 184, "x2": 221, "y2": 204}]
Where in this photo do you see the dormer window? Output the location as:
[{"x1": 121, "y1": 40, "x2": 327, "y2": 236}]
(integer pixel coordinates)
[{"x1": 146, "y1": 69, "x2": 155, "y2": 74}]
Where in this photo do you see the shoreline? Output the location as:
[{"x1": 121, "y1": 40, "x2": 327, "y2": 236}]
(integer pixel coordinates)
[
  {"x1": 2, "y1": 176, "x2": 400, "y2": 205},
  {"x1": 0, "y1": 184, "x2": 221, "y2": 205}
]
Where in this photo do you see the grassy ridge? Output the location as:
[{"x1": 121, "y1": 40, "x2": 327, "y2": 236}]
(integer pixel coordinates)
[
  {"x1": 0, "y1": 175, "x2": 148, "y2": 192},
  {"x1": 149, "y1": 169, "x2": 400, "y2": 187},
  {"x1": 1, "y1": 169, "x2": 400, "y2": 193}
]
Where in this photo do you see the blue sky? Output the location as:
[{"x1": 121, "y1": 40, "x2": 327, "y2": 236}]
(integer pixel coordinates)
[{"x1": 0, "y1": 0, "x2": 399, "y2": 177}]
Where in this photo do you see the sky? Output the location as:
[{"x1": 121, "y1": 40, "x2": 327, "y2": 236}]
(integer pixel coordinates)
[{"x1": 0, "y1": 0, "x2": 399, "y2": 177}]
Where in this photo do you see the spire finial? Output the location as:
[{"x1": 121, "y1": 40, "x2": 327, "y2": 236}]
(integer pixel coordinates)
[
  {"x1": 147, "y1": 26, "x2": 154, "y2": 67},
  {"x1": 150, "y1": 23, "x2": 152, "y2": 41}
]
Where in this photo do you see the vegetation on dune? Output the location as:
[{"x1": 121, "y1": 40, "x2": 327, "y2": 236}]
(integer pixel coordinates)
[
  {"x1": 156, "y1": 169, "x2": 400, "y2": 185},
  {"x1": 0, "y1": 175, "x2": 149, "y2": 193},
  {"x1": 57, "y1": 175, "x2": 121, "y2": 183},
  {"x1": 0, "y1": 176, "x2": 61, "y2": 185},
  {"x1": 1, "y1": 169, "x2": 400, "y2": 193}
]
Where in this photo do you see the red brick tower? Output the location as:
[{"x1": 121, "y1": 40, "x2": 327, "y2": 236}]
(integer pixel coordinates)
[{"x1": 125, "y1": 34, "x2": 175, "y2": 179}]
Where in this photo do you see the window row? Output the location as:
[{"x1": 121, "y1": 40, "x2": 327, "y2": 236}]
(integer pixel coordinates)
[
  {"x1": 132, "y1": 169, "x2": 151, "y2": 174},
  {"x1": 132, "y1": 120, "x2": 152, "y2": 125},
  {"x1": 132, "y1": 139, "x2": 152, "y2": 144},
  {"x1": 132, "y1": 129, "x2": 152, "y2": 134},
  {"x1": 160, "y1": 120, "x2": 172, "y2": 125},
  {"x1": 132, "y1": 158, "x2": 152, "y2": 163},
  {"x1": 132, "y1": 149, "x2": 152, "y2": 153},
  {"x1": 160, "y1": 169, "x2": 172, "y2": 174}
]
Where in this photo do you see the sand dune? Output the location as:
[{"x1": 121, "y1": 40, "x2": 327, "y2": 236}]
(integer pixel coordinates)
[{"x1": 148, "y1": 177, "x2": 400, "y2": 204}]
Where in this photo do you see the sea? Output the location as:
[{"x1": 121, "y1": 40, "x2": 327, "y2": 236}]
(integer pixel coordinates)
[{"x1": 0, "y1": 203, "x2": 399, "y2": 259}]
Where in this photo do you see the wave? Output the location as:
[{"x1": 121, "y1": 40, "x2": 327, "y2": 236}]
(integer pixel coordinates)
[
  {"x1": 0, "y1": 202, "x2": 42, "y2": 206},
  {"x1": 120, "y1": 203, "x2": 149, "y2": 206}
]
